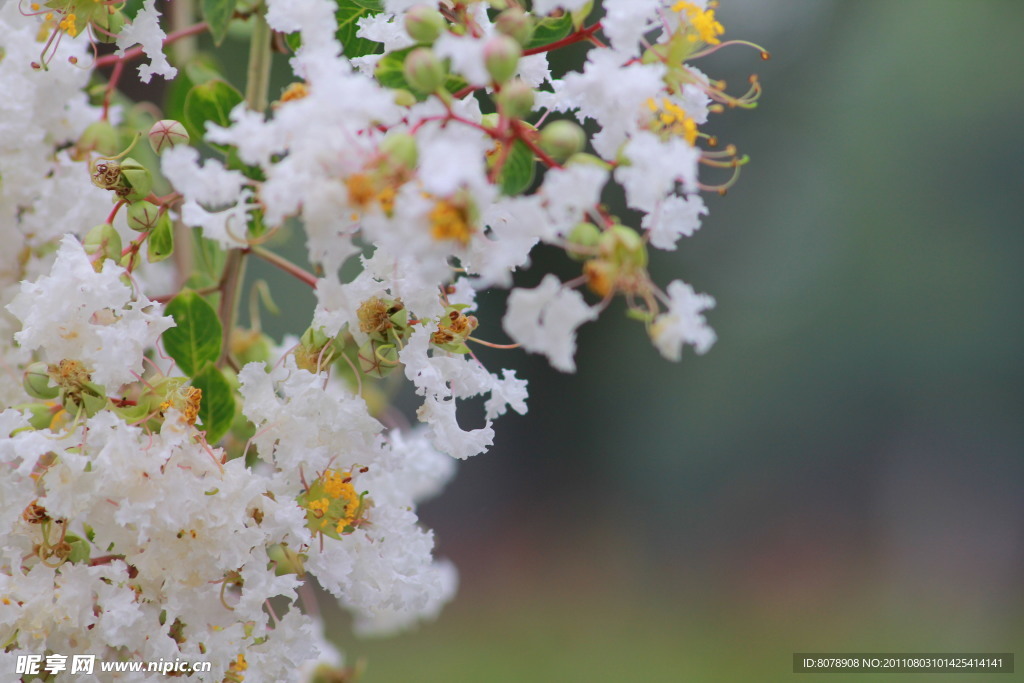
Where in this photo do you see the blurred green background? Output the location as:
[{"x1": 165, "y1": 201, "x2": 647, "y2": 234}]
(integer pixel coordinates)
[
  {"x1": 321, "y1": 2, "x2": 1024, "y2": 681},
  {"x1": 154, "y1": 0, "x2": 1024, "y2": 680}
]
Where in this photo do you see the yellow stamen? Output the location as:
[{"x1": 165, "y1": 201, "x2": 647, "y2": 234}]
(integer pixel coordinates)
[
  {"x1": 429, "y1": 199, "x2": 473, "y2": 245},
  {"x1": 671, "y1": 1, "x2": 725, "y2": 45}
]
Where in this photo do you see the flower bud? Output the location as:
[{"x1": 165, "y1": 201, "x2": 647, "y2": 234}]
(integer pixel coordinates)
[
  {"x1": 23, "y1": 362, "x2": 59, "y2": 400},
  {"x1": 148, "y1": 119, "x2": 189, "y2": 154},
  {"x1": 126, "y1": 200, "x2": 162, "y2": 232},
  {"x1": 539, "y1": 120, "x2": 586, "y2": 163},
  {"x1": 565, "y1": 222, "x2": 601, "y2": 261},
  {"x1": 484, "y1": 35, "x2": 521, "y2": 85},
  {"x1": 600, "y1": 224, "x2": 648, "y2": 269},
  {"x1": 83, "y1": 223, "x2": 123, "y2": 267},
  {"x1": 403, "y1": 47, "x2": 446, "y2": 94},
  {"x1": 379, "y1": 132, "x2": 418, "y2": 170},
  {"x1": 295, "y1": 327, "x2": 335, "y2": 373},
  {"x1": 496, "y1": 78, "x2": 534, "y2": 119},
  {"x1": 74, "y1": 121, "x2": 120, "y2": 160},
  {"x1": 117, "y1": 158, "x2": 152, "y2": 202},
  {"x1": 404, "y1": 4, "x2": 447, "y2": 44},
  {"x1": 495, "y1": 7, "x2": 534, "y2": 47},
  {"x1": 358, "y1": 338, "x2": 400, "y2": 379},
  {"x1": 393, "y1": 88, "x2": 417, "y2": 107},
  {"x1": 92, "y1": 8, "x2": 125, "y2": 44}
]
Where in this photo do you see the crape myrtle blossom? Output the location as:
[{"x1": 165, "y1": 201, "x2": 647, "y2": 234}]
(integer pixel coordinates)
[{"x1": 0, "y1": 0, "x2": 764, "y2": 677}]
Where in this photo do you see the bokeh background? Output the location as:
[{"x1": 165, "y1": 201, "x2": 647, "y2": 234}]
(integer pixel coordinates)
[
  {"x1": 143, "y1": 0, "x2": 1024, "y2": 680},
  {"x1": 322, "y1": 2, "x2": 1024, "y2": 681}
]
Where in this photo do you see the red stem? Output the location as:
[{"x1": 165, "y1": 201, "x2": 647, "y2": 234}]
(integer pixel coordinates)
[
  {"x1": 523, "y1": 22, "x2": 603, "y2": 57},
  {"x1": 106, "y1": 199, "x2": 126, "y2": 225},
  {"x1": 510, "y1": 119, "x2": 562, "y2": 169}
]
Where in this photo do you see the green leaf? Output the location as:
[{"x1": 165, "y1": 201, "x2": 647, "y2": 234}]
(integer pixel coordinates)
[
  {"x1": 524, "y1": 13, "x2": 573, "y2": 51},
  {"x1": 336, "y1": 0, "x2": 385, "y2": 60},
  {"x1": 163, "y1": 290, "x2": 223, "y2": 377},
  {"x1": 375, "y1": 47, "x2": 468, "y2": 101},
  {"x1": 498, "y1": 139, "x2": 536, "y2": 195},
  {"x1": 147, "y1": 212, "x2": 175, "y2": 263},
  {"x1": 186, "y1": 234, "x2": 226, "y2": 291},
  {"x1": 191, "y1": 365, "x2": 235, "y2": 444},
  {"x1": 164, "y1": 56, "x2": 223, "y2": 124},
  {"x1": 183, "y1": 79, "x2": 243, "y2": 151},
  {"x1": 202, "y1": 0, "x2": 238, "y2": 46}
]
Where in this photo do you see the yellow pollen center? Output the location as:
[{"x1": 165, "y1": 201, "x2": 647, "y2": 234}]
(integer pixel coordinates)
[
  {"x1": 429, "y1": 200, "x2": 473, "y2": 245},
  {"x1": 279, "y1": 82, "x2": 309, "y2": 103},
  {"x1": 672, "y1": 2, "x2": 725, "y2": 45},
  {"x1": 646, "y1": 98, "x2": 698, "y2": 145}
]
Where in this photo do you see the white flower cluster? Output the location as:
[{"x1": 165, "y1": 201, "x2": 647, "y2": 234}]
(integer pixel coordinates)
[{"x1": 0, "y1": 0, "x2": 763, "y2": 678}]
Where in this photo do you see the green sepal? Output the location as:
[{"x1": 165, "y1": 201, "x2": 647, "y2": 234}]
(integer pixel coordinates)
[
  {"x1": 118, "y1": 158, "x2": 153, "y2": 203},
  {"x1": 147, "y1": 212, "x2": 175, "y2": 263},
  {"x1": 64, "y1": 533, "x2": 92, "y2": 564},
  {"x1": 163, "y1": 290, "x2": 223, "y2": 377},
  {"x1": 12, "y1": 403, "x2": 56, "y2": 431}
]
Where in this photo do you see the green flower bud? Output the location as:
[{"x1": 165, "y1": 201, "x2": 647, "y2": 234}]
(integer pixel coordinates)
[
  {"x1": 23, "y1": 362, "x2": 59, "y2": 400},
  {"x1": 357, "y1": 338, "x2": 400, "y2": 379},
  {"x1": 267, "y1": 543, "x2": 305, "y2": 577},
  {"x1": 83, "y1": 224, "x2": 123, "y2": 267},
  {"x1": 495, "y1": 7, "x2": 534, "y2": 47},
  {"x1": 393, "y1": 88, "x2": 418, "y2": 107},
  {"x1": 403, "y1": 47, "x2": 446, "y2": 94},
  {"x1": 148, "y1": 119, "x2": 190, "y2": 154},
  {"x1": 93, "y1": 8, "x2": 125, "y2": 44},
  {"x1": 404, "y1": 4, "x2": 447, "y2": 44},
  {"x1": 379, "y1": 132, "x2": 419, "y2": 170},
  {"x1": 565, "y1": 152, "x2": 612, "y2": 169},
  {"x1": 600, "y1": 224, "x2": 648, "y2": 269},
  {"x1": 484, "y1": 35, "x2": 521, "y2": 85},
  {"x1": 565, "y1": 222, "x2": 601, "y2": 261},
  {"x1": 496, "y1": 78, "x2": 535, "y2": 119},
  {"x1": 126, "y1": 200, "x2": 162, "y2": 232},
  {"x1": 118, "y1": 157, "x2": 152, "y2": 202},
  {"x1": 74, "y1": 121, "x2": 120, "y2": 161},
  {"x1": 539, "y1": 120, "x2": 586, "y2": 163},
  {"x1": 231, "y1": 329, "x2": 274, "y2": 366},
  {"x1": 295, "y1": 327, "x2": 335, "y2": 373}
]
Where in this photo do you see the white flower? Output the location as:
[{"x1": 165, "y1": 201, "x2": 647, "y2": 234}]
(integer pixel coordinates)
[
  {"x1": 435, "y1": 32, "x2": 492, "y2": 87},
  {"x1": 162, "y1": 146, "x2": 248, "y2": 209},
  {"x1": 503, "y1": 275, "x2": 597, "y2": 372},
  {"x1": 642, "y1": 193, "x2": 708, "y2": 250},
  {"x1": 650, "y1": 280, "x2": 716, "y2": 360},
  {"x1": 115, "y1": 0, "x2": 176, "y2": 83},
  {"x1": 6, "y1": 235, "x2": 174, "y2": 389},
  {"x1": 602, "y1": 0, "x2": 661, "y2": 57},
  {"x1": 615, "y1": 131, "x2": 701, "y2": 211}
]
